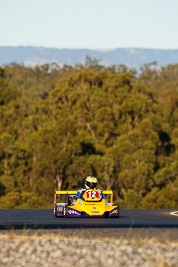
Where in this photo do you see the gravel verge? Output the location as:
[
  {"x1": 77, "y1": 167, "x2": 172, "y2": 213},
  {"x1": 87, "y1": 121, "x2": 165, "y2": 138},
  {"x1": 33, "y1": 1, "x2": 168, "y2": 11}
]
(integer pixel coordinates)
[{"x1": 0, "y1": 236, "x2": 177, "y2": 267}]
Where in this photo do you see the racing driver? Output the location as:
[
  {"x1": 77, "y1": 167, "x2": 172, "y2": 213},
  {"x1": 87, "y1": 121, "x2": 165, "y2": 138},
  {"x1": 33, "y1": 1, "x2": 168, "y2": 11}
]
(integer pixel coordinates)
[{"x1": 76, "y1": 176, "x2": 104, "y2": 199}]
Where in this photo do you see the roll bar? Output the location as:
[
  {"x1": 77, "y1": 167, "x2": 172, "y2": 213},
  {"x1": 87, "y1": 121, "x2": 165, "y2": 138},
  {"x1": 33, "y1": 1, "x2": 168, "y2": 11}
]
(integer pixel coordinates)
[{"x1": 54, "y1": 190, "x2": 113, "y2": 205}]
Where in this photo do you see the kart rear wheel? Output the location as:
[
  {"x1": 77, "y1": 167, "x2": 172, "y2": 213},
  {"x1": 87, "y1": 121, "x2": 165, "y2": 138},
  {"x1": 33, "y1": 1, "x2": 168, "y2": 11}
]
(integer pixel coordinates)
[
  {"x1": 54, "y1": 207, "x2": 58, "y2": 218},
  {"x1": 64, "y1": 205, "x2": 68, "y2": 218},
  {"x1": 104, "y1": 212, "x2": 109, "y2": 218},
  {"x1": 54, "y1": 209, "x2": 58, "y2": 218}
]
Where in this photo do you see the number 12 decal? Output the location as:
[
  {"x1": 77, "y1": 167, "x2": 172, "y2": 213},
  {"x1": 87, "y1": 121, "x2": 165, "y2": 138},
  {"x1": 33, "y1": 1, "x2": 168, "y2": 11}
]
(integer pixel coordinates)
[{"x1": 86, "y1": 190, "x2": 99, "y2": 199}]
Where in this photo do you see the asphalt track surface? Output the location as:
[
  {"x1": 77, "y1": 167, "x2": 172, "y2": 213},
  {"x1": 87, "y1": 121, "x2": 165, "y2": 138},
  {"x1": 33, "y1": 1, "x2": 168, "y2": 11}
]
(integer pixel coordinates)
[{"x1": 0, "y1": 209, "x2": 177, "y2": 230}]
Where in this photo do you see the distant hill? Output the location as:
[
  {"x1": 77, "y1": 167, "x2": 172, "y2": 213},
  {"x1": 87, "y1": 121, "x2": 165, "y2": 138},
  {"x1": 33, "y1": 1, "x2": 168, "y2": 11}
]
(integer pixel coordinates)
[{"x1": 0, "y1": 46, "x2": 178, "y2": 68}]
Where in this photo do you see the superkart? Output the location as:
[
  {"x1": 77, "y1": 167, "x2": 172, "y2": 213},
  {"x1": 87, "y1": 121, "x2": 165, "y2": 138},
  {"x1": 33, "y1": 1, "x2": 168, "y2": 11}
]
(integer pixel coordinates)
[{"x1": 54, "y1": 189, "x2": 119, "y2": 218}]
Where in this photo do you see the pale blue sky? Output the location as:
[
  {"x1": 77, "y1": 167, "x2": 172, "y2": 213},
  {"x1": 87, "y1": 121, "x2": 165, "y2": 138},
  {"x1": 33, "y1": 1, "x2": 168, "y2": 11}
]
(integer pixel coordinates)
[{"x1": 0, "y1": 0, "x2": 178, "y2": 49}]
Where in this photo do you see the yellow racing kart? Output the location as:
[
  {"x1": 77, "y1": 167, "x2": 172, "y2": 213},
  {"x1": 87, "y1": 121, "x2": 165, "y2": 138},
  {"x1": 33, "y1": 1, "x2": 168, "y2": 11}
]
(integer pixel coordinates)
[{"x1": 54, "y1": 189, "x2": 119, "y2": 218}]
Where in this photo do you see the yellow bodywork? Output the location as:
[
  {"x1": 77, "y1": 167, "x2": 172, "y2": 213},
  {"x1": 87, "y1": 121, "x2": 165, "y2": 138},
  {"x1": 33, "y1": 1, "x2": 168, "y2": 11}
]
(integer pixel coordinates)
[{"x1": 54, "y1": 190, "x2": 118, "y2": 217}]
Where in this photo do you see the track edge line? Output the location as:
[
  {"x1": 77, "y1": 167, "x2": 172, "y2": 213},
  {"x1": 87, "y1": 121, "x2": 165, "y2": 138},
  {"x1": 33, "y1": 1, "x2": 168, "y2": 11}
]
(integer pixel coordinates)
[{"x1": 170, "y1": 211, "x2": 178, "y2": 216}]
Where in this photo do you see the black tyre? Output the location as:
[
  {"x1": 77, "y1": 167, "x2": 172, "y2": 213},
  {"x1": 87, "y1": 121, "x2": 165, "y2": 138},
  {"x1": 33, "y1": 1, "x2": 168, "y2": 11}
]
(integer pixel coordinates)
[
  {"x1": 104, "y1": 212, "x2": 109, "y2": 218},
  {"x1": 54, "y1": 207, "x2": 58, "y2": 218},
  {"x1": 64, "y1": 205, "x2": 68, "y2": 218}
]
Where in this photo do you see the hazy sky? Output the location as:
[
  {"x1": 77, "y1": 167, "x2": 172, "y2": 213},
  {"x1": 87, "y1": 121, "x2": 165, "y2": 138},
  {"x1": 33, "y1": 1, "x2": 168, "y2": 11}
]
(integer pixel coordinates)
[{"x1": 0, "y1": 0, "x2": 178, "y2": 49}]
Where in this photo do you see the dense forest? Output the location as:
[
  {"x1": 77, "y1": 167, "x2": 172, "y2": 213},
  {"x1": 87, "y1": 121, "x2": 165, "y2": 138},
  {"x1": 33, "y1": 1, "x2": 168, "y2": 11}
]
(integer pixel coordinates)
[{"x1": 0, "y1": 59, "x2": 177, "y2": 208}]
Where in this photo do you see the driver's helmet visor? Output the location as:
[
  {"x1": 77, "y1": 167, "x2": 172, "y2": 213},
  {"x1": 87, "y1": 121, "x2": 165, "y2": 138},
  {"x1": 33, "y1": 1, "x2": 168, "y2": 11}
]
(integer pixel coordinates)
[{"x1": 86, "y1": 181, "x2": 97, "y2": 189}]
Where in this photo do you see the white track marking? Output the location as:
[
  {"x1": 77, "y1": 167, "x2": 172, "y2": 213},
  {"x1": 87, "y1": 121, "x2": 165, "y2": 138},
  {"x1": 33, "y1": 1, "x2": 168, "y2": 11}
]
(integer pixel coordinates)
[{"x1": 170, "y1": 211, "x2": 178, "y2": 216}]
